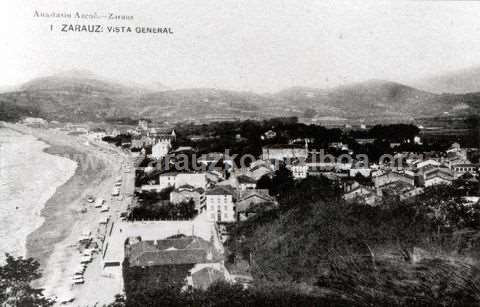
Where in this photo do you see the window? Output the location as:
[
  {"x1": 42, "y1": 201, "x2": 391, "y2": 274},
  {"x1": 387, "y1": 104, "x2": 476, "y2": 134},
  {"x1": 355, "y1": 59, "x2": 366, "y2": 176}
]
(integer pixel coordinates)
[
  {"x1": 224, "y1": 213, "x2": 228, "y2": 219},
  {"x1": 210, "y1": 213, "x2": 215, "y2": 220}
]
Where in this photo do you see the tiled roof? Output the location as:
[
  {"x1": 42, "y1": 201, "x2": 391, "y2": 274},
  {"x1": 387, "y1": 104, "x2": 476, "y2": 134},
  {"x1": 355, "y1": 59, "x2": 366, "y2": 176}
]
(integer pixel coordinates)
[
  {"x1": 237, "y1": 175, "x2": 257, "y2": 184},
  {"x1": 205, "y1": 185, "x2": 236, "y2": 196},
  {"x1": 424, "y1": 168, "x2": 453, "y2": 180},
  {"x1": 176, "y1": 185, "x2": 205, "y2": 194},
  {"x1": 131, "y1": 249, "x2": 207, "y2": 266},
  {"x1": 127, "y1": 236, "x2": 212, "y2": 267},
  {"x1": 239, "y1": 189, "x2": 273, "y2": 202},
  {"x1": 250, "y1": 164, "x2": 271, "y2": 173},
  {"x1": 380, "y1": 181, "x2": 415, "y2": 195},
  {"x1": 344, "y1": 185, "x2": 374, "y2": 196},
  {"x1": 150, "y1": 127, "x2": 175, "y2": 134},
  {"x1": 250, "y1": 167, "x2": 273, "y2": 181},
  {"x1": 377, "y1": 170, "x2": 415, "y2": 180}
]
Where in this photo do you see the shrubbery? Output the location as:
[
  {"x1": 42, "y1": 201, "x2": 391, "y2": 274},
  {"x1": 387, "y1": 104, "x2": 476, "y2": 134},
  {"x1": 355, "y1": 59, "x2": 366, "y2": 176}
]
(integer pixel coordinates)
[
  {"x1": 128, "y1": 189, "x2": 196, "y2": 220},
  {"x1": 224, "y1": 177, "x2": 480, "y2": 306},
  {"x1": 0, "y1": 254, "x2": 53, "y2": 306}
]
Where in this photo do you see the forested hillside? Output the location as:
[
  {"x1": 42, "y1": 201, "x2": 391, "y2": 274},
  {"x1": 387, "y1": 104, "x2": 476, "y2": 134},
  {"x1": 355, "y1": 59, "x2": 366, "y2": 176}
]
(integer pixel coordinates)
[{"x1": 225, "y1": 176, "x2": 480, "y2": 306}]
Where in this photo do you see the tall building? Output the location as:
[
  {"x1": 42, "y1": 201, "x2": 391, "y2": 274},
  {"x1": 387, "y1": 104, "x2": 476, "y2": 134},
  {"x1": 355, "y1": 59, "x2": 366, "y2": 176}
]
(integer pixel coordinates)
[{"x1": 205, "y1": 185, "x2": 237, "y2": 222}]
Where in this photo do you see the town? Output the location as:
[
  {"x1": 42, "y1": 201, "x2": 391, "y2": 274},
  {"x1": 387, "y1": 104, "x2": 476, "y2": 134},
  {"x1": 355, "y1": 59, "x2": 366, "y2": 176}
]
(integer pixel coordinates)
[{"x1": 20, "y1": 115, "x2": 477, "y2": 305}]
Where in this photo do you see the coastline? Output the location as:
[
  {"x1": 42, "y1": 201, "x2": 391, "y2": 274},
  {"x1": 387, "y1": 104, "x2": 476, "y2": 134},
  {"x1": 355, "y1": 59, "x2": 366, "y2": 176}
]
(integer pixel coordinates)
[
  {"x1": 26, "y1": 144, "x2": 106, "y2": 270},
  {"x1": 0, "y1": 127, "x2": 77, "y2": 263},
  {"x1": 1, "y1": 122, "x2": 125, "y2": 293}
]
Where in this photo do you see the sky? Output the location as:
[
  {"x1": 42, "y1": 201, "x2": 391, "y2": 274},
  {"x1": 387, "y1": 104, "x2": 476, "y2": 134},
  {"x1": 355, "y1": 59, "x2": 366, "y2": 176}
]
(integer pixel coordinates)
[{"x1": 1, "y1": 0, "x2": 480, "y2": 92}]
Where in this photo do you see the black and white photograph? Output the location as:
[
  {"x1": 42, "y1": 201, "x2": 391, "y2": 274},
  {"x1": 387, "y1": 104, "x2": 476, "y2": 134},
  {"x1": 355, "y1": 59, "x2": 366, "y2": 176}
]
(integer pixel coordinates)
[{"x1": 0, "y1": 1, "x2": 480, "y2": 306}]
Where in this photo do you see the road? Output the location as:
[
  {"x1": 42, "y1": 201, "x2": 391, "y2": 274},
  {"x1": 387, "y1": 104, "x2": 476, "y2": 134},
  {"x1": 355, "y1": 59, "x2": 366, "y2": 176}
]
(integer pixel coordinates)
[{"x1": 47, "y1": 136, "x2": 136, "y2": 306}]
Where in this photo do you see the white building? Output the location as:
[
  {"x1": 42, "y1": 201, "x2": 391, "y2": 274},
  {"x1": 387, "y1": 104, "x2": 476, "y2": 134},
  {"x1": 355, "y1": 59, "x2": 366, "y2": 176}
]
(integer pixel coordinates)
[
  {"x1": 176, "y1": 173, "x2": 207, "y2": 189},
  {"x1": 152, "y1": 140, "x2": 171, "y2": 159},
  {"x1": 413, "y1": 159, "x2": 441, "y2": 170},
  {"x1": 288, "y1": 163, "x2": 308, "y2": 179},
  {"x1": 451, "y1": 163, "x2": 478, "y2": 178},
  {"x1": 419, "y1": 168, "x2": 454, "y2": 187},
  {"x1": 205, "y1": 186, "x2": 237, "y2": 223},
  {"x1": 157, "y1": 172, "x2": 207, "y2": 191}
]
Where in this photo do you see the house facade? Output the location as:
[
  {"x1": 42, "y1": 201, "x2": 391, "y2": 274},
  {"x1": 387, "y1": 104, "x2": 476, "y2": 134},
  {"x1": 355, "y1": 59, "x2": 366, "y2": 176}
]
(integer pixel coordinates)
[
  {"x1": 236, "y1": 189, "x2": 275, "y2": 221},
  {"x1": 422, "y1": 169, "x2": 454, "y2": 187},
  {"x1": 451, "y1": 163, "x2": 478, "y2": 178},
  {"x1": 373, "y1": 170, "x2": 415, "y2": 188},
  {"x1": 205, "y1": 186, "x2": 236, "y2": 223},
  {"x1": 152, "y1": 140, "x2": 172, "y2": 159},
  {"x1": 288, "y1": 163, "x2": 308, "y2": 179},
  {"x1": 157, "y1": 172, "x2": 207, "y2": 191}
]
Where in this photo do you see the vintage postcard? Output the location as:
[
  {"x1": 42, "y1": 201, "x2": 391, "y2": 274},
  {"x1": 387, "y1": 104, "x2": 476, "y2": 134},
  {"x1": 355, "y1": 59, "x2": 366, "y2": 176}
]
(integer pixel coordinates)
[{"x1": 0, "y1": 1, "x2": 479, "y2": 306}]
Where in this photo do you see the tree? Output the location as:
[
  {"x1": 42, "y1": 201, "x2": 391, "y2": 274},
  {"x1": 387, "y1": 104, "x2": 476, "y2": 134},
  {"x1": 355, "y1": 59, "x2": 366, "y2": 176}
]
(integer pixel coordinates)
[
  {"x1": 465, "y1": 115, "x2": 480, "y2": 147},
  {"x1": 256, "y1": 175, "x2": 273, "y2": 193},
  {"x1": 271, "y1": 164, "x2": 294, "y2": 199},
  {"x1": 0, "y1": 254, "x2": 53, "y2": 307}
]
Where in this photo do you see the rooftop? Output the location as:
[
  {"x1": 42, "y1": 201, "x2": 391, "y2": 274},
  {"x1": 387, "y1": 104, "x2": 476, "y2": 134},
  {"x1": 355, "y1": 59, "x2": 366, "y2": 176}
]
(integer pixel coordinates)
[
  {"x1": 127, "y1": 236, "x2": 213, "y2": 267},
  {"x1": 205, "y1": 185, "x2": 236, "y2": 197},
  {"x1": 237, "y1": 174, "x2": 257, "y2": 184},
  {"x1": 380, "y1": 181, "x2": 415, "y2": 195},
  {"x1": 239, "y1": 189, "x2": 273, "y2": 202},
  {"x1": 103, "y1": 220, "x2": 217, "y2": 265}
]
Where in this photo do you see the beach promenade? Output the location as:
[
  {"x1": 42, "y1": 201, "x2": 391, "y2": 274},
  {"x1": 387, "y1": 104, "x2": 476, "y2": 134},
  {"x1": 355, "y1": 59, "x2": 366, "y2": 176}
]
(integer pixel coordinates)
[{"x1": 2, "y1": 123, "x2": 134, "y2": 305}]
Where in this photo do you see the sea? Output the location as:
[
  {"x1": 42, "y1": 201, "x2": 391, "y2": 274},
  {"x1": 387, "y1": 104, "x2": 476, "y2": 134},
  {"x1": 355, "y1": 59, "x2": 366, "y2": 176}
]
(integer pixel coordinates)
[{"x1": 0, "y1": 128, "x2": 77, "y2": 262}]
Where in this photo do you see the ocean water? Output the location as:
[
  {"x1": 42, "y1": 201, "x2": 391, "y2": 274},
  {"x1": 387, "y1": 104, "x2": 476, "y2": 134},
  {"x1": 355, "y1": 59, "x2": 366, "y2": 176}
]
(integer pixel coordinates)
[{"x1": 0, "y1": 128, "x2": 77, "y2": 261}]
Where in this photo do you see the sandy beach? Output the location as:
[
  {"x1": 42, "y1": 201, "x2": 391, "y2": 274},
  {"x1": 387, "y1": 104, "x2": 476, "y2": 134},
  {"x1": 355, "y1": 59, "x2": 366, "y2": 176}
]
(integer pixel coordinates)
[{"x1": 1, "y1": 123, "x2": 132, "y2": 303}]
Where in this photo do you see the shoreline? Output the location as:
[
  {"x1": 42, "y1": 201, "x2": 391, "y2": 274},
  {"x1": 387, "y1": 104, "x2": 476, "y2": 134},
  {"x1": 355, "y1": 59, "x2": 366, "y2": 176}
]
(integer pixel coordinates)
[
  {"x1": 26, "y1": 144, "x2": 106, "y2": 271},
  {"x1": 1, "y1": 123, "x2": 122, "y2": 293},
  {"x1": 0, "y1": 127, "x2": 77, "y2": 263}
]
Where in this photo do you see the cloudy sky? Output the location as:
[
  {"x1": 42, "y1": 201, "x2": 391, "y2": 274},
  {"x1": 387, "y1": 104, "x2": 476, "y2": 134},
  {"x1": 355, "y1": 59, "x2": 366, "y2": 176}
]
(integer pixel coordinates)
[{"x1": 1, "y1": 0, "x2": 480, "y2": 92}]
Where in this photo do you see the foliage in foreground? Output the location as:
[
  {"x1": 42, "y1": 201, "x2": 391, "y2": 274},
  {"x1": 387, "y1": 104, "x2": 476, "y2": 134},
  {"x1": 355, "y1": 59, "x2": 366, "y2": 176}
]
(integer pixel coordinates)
[
  {"x1": 109, "y1": 281, "x2": 356, "y2": 307},
  {"x1": 0, "y1": 254, "x2": 52, "y2": 307},
  {"x1": 226, "y1": 176, "x2": 480, "y2": 306}
]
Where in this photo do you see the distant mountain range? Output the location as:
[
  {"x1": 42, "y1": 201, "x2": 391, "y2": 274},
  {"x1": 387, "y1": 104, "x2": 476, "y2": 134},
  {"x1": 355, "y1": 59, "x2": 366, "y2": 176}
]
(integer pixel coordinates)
[
  {"x1": 1, "y1": 70, "x2": 479, "y2": 124},
  {"x1": 414, "y1": 66, "x2": 480, "y2": 94}
]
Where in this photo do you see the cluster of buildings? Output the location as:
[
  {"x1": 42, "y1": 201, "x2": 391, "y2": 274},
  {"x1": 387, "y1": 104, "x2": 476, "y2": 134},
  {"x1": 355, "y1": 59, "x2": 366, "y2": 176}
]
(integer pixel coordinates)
[
  {"x1": 139, "y1": 165, "x2": 276, "y2": 224},
  {"x1": 101, "y1": 121, "x2": 478, "y2": 296},
  {"x1": 258, "y1": 140, "x2": 478, "y2": 206},
  {"x1": 341, "y1": 143, "x2": 478, "y2": 205},
  {"x1": 132, "y1": 120, "x2": 278, "y2": 225},
  {"x1": 98, "y1": 122, "x2": 284, "y2": 293},
  {"x1": 131, "y1": 120, "x2": 177, "y2": 158}
]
